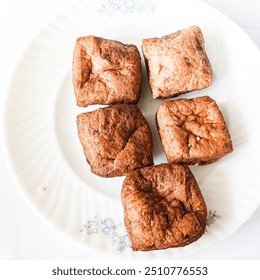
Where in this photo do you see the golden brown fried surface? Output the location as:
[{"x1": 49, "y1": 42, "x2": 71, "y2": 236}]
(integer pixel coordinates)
[
  {"x1": 73, "y1": 36, "x2": 142, "y2": 107},
  {"x1": 77, "y1": 104, "x2": 153, "y2": 177},
  {"x1": 156, "y1": 96, "x2": 233, "y2": 165},
  {"x1": 121, "y1": 163, "x2": 207, "y2": 251},
  {"x1": 142, "y1": 26, "x2": 212, "y2": 99}
]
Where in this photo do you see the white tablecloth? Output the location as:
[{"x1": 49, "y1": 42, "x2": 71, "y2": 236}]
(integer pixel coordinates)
[{"x1": 0, "y1": 0, "x2": 260, "y2": 259}]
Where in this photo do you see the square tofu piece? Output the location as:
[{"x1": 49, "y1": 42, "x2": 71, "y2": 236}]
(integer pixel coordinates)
[
  {"x1": 73, "y1": 36, "x2": 142, "y2": 107},
  {"x1": 142, "y1": 26, "x2": 212, "y2": 99},
  {"x1": 121, "y1": 163, "x2": 207, "y2": 251},
  {"x1": 156, "y1": 96, "x2": 233, "y2": 165},
  {"x1": 77, "y1": 104, "x2": 153, "y2": 177}
]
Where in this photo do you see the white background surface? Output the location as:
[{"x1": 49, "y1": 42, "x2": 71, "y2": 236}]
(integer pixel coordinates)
[{"x1": 0, "y1": 0, "x2": 260, "y2": 259}]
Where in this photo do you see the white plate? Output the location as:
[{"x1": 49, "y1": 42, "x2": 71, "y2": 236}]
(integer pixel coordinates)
[{"x1": 3, "y1": 0, "x2": 260, "y2": 259}]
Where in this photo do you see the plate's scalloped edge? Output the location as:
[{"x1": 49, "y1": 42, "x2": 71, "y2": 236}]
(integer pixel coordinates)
[{"x1": 80, "y1": 210, "x2": 221, "y2": 251}]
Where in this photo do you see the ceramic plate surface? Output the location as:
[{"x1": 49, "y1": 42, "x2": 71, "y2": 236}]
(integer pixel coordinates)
[{"x1": 3, "y1": 0, "x2": 260, "y2": 259}]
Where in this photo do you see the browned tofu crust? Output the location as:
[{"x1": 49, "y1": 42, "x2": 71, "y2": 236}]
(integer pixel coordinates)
[
  {"x1": 121, "y1": 163, "x2": 207, "y2": 251},
  {"x1": 73, "y1": 36, "x2": 142, "y2": 107},
  {"x1": 142, "y1": 26, "x2": 212, "y2": 99},
  {"x1": 156, "y1": 96, "x2": 233, "y2": 165},
  {"x1": 77, "y1": 104, "x2": 153, "y2": 177}
]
